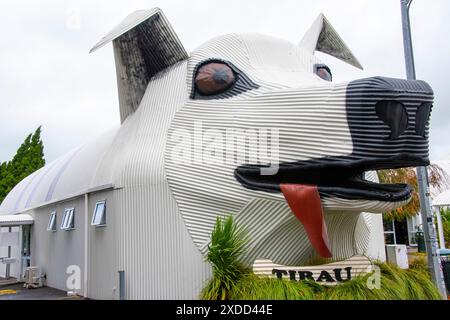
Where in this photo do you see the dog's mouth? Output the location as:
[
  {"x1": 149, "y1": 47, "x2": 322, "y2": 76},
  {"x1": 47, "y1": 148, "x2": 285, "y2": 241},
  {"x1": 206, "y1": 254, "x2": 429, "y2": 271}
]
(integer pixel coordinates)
[
  {"x1": 234, "y1": 154, "x2": 428, "y2": 258},
  {"x1": 234, "y1": 154, "x2": 428, "y2": 202}
]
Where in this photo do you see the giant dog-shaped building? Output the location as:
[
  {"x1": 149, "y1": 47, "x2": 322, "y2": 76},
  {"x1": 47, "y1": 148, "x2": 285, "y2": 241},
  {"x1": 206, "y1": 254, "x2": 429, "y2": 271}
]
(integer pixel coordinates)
[{"x1": 0, "y1": 9, "x2": 433, "y2": 299}]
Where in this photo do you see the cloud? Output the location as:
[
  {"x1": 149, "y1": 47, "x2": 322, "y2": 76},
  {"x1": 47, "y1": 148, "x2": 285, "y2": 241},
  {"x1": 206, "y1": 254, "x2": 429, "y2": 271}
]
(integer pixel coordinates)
[{"x1": 0, "y1": 0, "x2": 449, "y2": 163}]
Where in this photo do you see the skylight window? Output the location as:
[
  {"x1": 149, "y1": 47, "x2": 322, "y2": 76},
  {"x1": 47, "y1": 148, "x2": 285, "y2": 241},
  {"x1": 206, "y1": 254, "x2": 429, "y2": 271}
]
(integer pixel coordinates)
[
  {"x1": 91, "y1": 201, "x2": 106, "y2": 227},
  {"x1": 47, "y1": 211, "x2": 56, "y2": 232},
  {"x1": 61, "y1": 208, "x2": 75, "y2": 230}
]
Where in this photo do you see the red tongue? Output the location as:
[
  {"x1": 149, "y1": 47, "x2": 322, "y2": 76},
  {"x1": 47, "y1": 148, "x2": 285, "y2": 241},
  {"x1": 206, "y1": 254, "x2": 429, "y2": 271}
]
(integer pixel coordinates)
[{"x1": 280, "y1": 184, "x2": 332, "y2": 258}]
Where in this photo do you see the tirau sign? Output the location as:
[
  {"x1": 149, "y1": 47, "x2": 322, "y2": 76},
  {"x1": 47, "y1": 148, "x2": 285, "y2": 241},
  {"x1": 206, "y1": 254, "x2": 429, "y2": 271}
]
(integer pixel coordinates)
[{"x1": 272, "y1": 267, "x2": 352, "y2": 283}]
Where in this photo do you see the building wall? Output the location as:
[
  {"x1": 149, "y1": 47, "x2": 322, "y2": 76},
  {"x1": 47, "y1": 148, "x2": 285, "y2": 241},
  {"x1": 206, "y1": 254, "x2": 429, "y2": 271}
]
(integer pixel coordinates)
[
  {"x1": 86, "y1": 60, "x2": 213, "y2": 299},
  {"x1": 116, "y1": 184, "x2": 211, "y2": 299},
  {"x1": 87, "y1": 189, "x2": 117, "y2": 299},
  {"x1": 31, "y1": 196, "x2": 85, "y2": 292},
  {"x1": 25, "y1": 182, "x2": 211, "y2": 299},
  {"x1": 27, "y1": 183, "x2": 211, "y2": 299}
]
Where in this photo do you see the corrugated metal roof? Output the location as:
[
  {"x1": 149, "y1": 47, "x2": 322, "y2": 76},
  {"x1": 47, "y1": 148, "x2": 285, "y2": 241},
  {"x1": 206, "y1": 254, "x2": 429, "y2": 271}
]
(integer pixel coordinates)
[
  {"x1": 0, "y1": 127, "x2": 119, "y2": 215},
  {"x1": 433, "y1": 189, "x2": 450, "y2": 206},
  {"x1": 0, "y1": 214, "x2": 34, "y2": 226}
]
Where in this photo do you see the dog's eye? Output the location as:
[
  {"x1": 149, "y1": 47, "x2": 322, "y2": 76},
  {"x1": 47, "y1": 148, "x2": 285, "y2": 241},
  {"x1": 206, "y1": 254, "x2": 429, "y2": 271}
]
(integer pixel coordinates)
[
  {"x1": 194, "y1": 62, "x2": 236, "y2": 95},
  {"x1": 191, "y1": 59, "x2": 259, "y2": 99},
  {"x1": 314, "y1": 65, "x2": 332, "y2": 81}
]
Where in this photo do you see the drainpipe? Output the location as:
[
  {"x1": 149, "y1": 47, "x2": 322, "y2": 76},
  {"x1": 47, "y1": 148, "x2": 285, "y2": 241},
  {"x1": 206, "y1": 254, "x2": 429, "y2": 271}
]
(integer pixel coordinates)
[
  {"x1": 84, "y1": 193, "x2": 89, "y2": 298},
  {"x1": 118, "y1": 270, "x2": 125, "y2": 300}
]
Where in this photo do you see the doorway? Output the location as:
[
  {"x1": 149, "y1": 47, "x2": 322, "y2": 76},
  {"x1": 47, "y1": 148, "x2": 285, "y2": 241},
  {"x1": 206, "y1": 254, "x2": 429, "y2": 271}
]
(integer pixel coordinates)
[{"x1": 0, "y1": 214, "x2": 34, "y2": 283}]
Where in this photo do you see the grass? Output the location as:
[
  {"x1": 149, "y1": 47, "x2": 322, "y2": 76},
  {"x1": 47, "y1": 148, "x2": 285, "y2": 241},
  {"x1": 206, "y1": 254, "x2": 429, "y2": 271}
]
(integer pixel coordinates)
[
  {"x1": 228, "y1": 274, "x2": 320, "y2": 300},
  {"x1": 201, "y1": 216, "x2": 443, "y2": 300},
  {"x1": 223, "y1": 262, "x2": 441, "y2": 300},
  {"x1": 409, "y1": 254, "x2": 428, "y2": 272}
]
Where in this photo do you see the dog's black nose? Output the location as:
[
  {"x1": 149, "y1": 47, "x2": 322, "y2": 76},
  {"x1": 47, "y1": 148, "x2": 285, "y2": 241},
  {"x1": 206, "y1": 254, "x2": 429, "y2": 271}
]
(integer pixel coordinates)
[
  {"x1": 346, "y1": 76, "x2": 433, "y2": 160},
  {"x1": 375, "y1": 100, "x2": 408, "y2": 139},
  {"x1": 374, "y1": 100, "x2": 432, "y2": 139},
  {"x1": 415, "y1": 102, "x2": 432, "y2": 137}
]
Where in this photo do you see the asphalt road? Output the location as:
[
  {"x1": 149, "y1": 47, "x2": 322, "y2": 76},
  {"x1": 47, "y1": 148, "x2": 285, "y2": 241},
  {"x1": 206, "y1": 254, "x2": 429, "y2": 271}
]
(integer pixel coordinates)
[{"x1": 0, "y1": 283, "x2": 82, "y2": 300}]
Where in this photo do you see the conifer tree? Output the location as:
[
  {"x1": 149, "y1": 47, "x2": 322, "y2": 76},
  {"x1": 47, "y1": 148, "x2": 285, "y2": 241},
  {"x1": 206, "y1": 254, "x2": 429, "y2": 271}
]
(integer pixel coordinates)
[{"x1": 0, "y1": 127, "x2": 45, "y2": 204}]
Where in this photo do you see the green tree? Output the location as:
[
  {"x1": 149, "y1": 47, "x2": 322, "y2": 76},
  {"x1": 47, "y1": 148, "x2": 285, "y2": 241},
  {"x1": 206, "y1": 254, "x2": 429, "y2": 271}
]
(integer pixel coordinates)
[
  {"x1": 440, "y1": 207, "x2": 450, "y2": 248},
  {"x1": 0, "y1": 127, "x2": 45, "y2": 204},
  {"x1": 378, "y1": 165, "x2": 447, "y2": 221}
]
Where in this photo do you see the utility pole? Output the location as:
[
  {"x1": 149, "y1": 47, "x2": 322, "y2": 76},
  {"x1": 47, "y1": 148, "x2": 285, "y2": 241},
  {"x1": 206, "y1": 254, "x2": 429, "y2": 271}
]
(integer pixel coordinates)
[{"x1": 400, "y1": 0, "x2": 447, "y2": 298}]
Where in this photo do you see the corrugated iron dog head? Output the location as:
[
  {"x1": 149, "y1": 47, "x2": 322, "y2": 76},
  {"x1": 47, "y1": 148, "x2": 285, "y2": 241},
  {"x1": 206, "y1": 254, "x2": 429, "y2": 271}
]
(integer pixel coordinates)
[{"x1": 92, "y1": 9, "x2": 432, "y2": 265}]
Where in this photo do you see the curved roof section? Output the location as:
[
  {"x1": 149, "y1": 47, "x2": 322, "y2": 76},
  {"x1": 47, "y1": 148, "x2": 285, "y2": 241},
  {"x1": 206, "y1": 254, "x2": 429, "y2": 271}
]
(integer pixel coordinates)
[
  {"x1": 0, "y1": 127, "x2": 119, "y2": 215},
  {"x1": 433, "y1": 189, "x2": 450, "y2": 207}
]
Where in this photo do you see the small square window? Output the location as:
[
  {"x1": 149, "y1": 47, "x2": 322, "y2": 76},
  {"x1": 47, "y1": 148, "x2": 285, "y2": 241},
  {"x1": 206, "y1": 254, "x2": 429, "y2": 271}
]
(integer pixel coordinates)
[
  {"x1": 91, "y1": 201, "x2": 106, "y2": 227},
  {"x1": 47, "y1": 212, "x2": 56, "y2": 231},
  {"x1": 61, "y1": 208, "x2": 75, "y2": 230}
]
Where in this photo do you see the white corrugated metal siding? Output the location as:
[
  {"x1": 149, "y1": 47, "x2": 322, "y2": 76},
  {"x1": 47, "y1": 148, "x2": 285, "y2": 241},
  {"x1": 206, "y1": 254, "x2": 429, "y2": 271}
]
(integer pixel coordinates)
[
  {"x1": 104, "y1": 61, "x2": 211, "y2": 299},
  {"x1": 31, "y1": 197, "x2": 86, "y2": 293}
]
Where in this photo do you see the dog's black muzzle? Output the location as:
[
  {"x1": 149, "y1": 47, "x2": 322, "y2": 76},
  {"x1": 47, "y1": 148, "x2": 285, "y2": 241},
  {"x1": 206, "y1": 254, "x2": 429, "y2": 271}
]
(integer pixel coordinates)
[
  {"x1": 235, "y1": 76, "x2": 433, "y2": 202},
  {"x1": 346, "y1": 76, "x2": 432, "y2": 160}
]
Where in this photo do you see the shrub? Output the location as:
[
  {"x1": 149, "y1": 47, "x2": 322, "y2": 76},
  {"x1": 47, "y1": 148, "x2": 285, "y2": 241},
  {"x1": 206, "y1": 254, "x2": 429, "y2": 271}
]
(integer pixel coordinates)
[{"x1": 200, "y1": 216, "x2": 249, "y2": 300}]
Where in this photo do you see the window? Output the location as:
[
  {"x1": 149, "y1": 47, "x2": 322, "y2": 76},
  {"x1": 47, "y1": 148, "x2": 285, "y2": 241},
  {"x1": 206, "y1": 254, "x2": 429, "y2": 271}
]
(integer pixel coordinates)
[
  {"x1": 383, "y1": 219, "x2": 396, "y2": 245},
  {"x1": 91, "y1": 201, "x2": 106, "y2": 227},
  {"x1": 47, "y1": 212, "x2": 57, "y2": 231},
  {"x1": 407, "y1": 214, "x2": 421, "y2": 245},
  {"x1": 61, "y1": 208, "x2": 75, "y2": 230}
]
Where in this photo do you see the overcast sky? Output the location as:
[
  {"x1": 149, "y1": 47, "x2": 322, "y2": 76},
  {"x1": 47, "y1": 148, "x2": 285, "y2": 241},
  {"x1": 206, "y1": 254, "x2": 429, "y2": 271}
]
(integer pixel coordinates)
[{"x1": 1, "y1": 0, "x2": 449, "y2": 164}]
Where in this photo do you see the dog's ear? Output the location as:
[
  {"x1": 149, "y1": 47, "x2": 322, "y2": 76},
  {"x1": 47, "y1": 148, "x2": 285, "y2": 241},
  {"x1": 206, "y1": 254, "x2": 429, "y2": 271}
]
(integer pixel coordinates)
[
  {"x1": 299, "y1": 13, "x2": 363, "y2": 70},
  {"x1": 90, "y1": 8, "x2": 188, "y2": 123}
]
